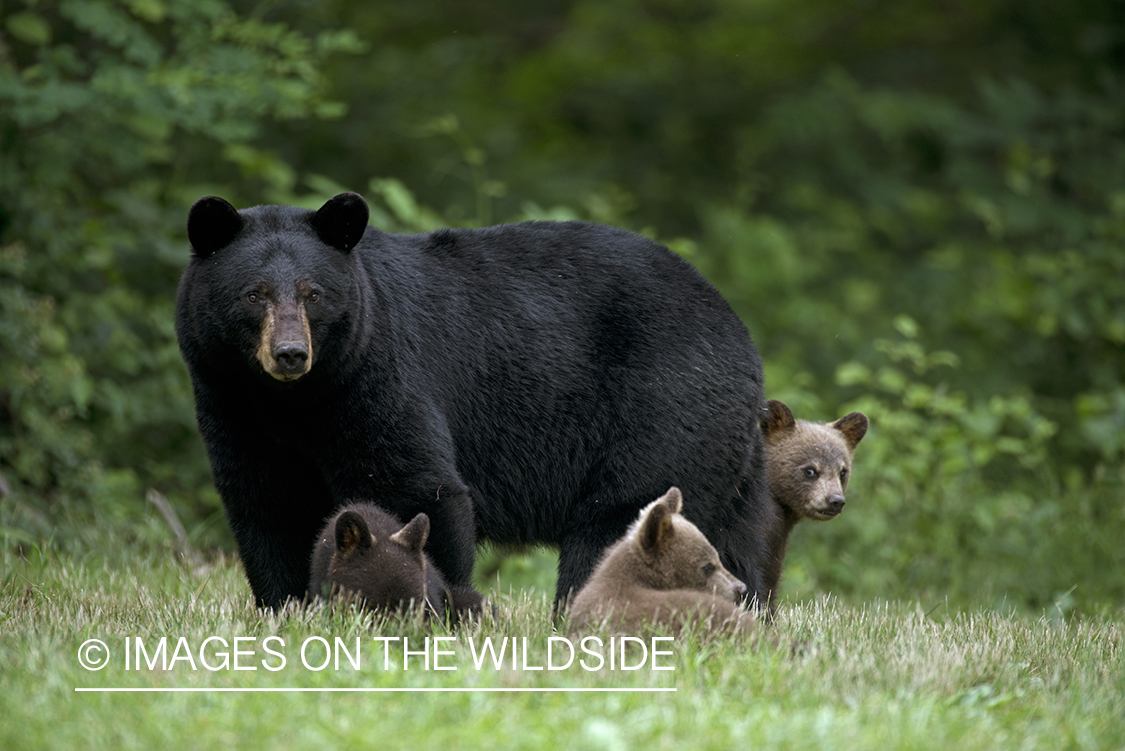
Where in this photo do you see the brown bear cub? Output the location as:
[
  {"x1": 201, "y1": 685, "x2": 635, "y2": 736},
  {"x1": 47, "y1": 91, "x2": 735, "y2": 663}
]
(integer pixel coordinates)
[
  {"x1": 758, "y1": 399, "x2": 868, "y2": 606},
  {"x1": 568, "y1": 487, "x2": 755, "y2": 634},
  {"x1": 309, "y1": 503, "x2": 482, "y2": 623}
]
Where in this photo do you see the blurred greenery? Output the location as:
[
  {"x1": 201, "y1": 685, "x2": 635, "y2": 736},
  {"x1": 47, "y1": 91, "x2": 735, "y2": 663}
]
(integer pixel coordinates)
[{"x1": 1, "y1": 0, "x2": 1122, "y2": 612}]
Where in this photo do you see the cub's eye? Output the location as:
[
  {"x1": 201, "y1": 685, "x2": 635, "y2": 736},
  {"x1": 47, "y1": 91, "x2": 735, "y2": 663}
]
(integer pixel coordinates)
[
  {"x1": 246, "y1": 291, "x2": 260, "y2": 304},
  {"x1": 840, "y1": 469, "x2": 848, "y2": 482},
  {"x1": 308, "y1": 290, "x2": 320, "y2": 303},
  {"x1": 702, "y1": 562, "x2": 716, "y2": 577},
  {"x1": 804, "y1": 467, "x2": 818, "y2": 479}
]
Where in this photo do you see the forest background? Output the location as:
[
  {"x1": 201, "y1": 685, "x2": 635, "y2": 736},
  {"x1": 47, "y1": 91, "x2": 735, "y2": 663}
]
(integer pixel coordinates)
[{"x1": 1, "y1": 0, "x2": 1122, "y2": 615}]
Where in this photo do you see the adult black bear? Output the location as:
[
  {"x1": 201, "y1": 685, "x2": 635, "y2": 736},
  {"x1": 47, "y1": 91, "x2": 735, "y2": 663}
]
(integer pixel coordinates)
[{"x1": 176, "y1": 192, "x2": 770, "y2": 610}]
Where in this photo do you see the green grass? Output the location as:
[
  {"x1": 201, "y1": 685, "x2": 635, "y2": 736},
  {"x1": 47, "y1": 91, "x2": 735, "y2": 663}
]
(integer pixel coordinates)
[{"x1": 1, "y1": 543, "x2": 1123, "y2": 750}]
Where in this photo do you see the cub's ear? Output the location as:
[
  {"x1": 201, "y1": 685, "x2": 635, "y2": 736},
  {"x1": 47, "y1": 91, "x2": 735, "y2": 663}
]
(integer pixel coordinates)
[
  {"x1": 335, "y1": 511, "x2": 373, "y2": 555},
  {"x1": 656, "y1": 486, "x2": 683, "y2": 515},
  {"x1": 390, "y1": 512, "x2": 430, "y2": 554},
  {"x1": 639, "y1": 498, "x2": 676, "y2": 559},
  {"x1": 187, "y1": 196, "x2": 243, "y2": 258},
  {"x1": 311, "y1": 192, "x2": 369, "y2": 252},
  {"x1": 832, "y1": 411, "x2": 869, "y2": 450},
  {"x1": 760, "y1": 399, "x2": 796, "y2": 440}
]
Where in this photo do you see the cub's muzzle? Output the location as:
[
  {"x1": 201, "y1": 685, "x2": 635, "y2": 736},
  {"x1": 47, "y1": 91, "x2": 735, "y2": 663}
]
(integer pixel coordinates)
[{"x1": 811, "y1": 494, "x2": 846, "y2": 519}]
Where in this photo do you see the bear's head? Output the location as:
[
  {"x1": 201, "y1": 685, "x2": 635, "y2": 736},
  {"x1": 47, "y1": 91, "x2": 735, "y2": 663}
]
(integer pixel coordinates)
[
  {"x1": 760, "y1": 399, "x2": 868, "y2": 521},
  {"x1": 313, "y1": 505, "x2": 434, "y2": 613},
  {"x1": 627, "y1": 487, "x2": 747, "y2": 602},
  {"x1": 181, "y1": 192, "x2": 371, "y2": 383}
]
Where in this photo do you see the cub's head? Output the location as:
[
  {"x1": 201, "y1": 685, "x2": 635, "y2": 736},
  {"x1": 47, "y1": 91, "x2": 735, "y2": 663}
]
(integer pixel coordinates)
[
  {"x1": 760, "y1": 399, "x2": 868, "y2": 521},
  {"x1": 318, "y1": 506, "x2": 431, "y2": 612},
  {"x1": 179, "y1": 192, "x2": 370, "y2": 382},
  {"x1": 629, "y1": 487, "x2": 747, "y2": 602}
]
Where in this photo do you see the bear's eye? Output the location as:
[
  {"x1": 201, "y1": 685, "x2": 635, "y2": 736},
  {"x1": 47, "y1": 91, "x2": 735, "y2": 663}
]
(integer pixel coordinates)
[
  {"x1": 308, "y1": 290, "x2": 320, "y2": 303},
  {"x1": 804, "y1": 467, "x2": 818, "y2": 479},
  {"x1": 246, "y1": 291, "x2": 260, "y2": 304},
  {"x1": 839, "y1": 469, "x2": 848, "y2": 482},
  {"x1": 702, "y1": 562, "x2": 716, "y2": 577}
]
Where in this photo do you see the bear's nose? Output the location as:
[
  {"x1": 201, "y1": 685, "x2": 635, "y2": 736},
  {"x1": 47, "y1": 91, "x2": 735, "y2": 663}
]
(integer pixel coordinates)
[
  {"x1": 274, "y1": 342, "x2": 309, "y2": 373},
  {"x1": 826, "y1": 494, "x2": 845, "y2": 514}
]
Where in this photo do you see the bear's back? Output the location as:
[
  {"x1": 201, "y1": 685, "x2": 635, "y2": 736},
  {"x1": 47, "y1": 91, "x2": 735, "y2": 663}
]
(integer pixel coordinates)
[{"x1": 353, "y1": 222, "x2": 764, "y2": 546}]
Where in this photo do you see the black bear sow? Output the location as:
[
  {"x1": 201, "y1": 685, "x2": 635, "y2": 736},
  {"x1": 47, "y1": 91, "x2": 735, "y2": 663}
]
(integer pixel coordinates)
[{"x1": 176, "y1": 192, "x2": 771, "y2": 610}]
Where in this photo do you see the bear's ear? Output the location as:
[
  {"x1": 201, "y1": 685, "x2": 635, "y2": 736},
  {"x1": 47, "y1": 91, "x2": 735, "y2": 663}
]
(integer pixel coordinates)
[
  {"x1": 390, "y1": 512, "x2": 430, "y2": 554},
  {"x1": 310, "y1": 192, "x2": 369, "y2": 252},
  {"x1": 760, "y1": 399, "x2": 796, "y2": 441},
  {"x1": 187, "y1": 196, "x2": 244, "y2": 258},
  {"x1": 335, "y1": 511, "x2": 373, "y2": 555},
  {"x1": 639, "y1": 496, "x2": 676, "y2": 559},
  {"x1": 656, "y1": 486, "x2": 683, "y2": 515},
  {"x1": 832, "y1": 411, "x2": 869, "y2": 450}
]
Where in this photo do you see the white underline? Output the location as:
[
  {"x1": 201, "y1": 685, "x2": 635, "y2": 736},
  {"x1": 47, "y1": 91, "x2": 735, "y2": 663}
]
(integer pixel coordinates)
[{"x1": 75, "y1": 687, "x2": 676, "y2": 693}]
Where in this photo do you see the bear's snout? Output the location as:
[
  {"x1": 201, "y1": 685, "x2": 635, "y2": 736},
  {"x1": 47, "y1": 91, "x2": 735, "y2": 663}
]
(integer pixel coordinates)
[
  {"x1": 254, "y1": 298, "x2": 313, "y2": 381},
  {"x1": 714, "y1": 568, "x2": 748, "y2": 601},
  {"x1": 274, "y1": 341, "x2": 309, "y2": 375},
  {"x1": 823, "y1": 494, "x2": 845, "y2": 517}
]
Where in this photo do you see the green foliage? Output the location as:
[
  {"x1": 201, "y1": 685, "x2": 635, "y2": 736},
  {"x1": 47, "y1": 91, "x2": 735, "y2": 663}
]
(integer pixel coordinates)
[
  {"x1": 836, "y1": 315, "x2": 1056, "y2": 485},
  {"x1": 0, "y1": 244, "x2": 99, "y2": 503},
  {"x1": 737, "y1": 74, "x2": 1125, "y2": 459},
  {"x1": 779, "y1": 319, "x2": 1123, "y2": 612},
  {"x1": 0, "y1": 0, "x2": 353, "y2": 536}
]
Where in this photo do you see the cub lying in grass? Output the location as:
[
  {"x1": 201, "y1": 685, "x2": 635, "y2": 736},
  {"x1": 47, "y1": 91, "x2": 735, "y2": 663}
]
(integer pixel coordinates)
[
  {"x1": 568, "y1": 487, "x2": 755, "y2": 634},
  {"x1": 308, "y1": 502, "x2": 482, "y2": 623}
]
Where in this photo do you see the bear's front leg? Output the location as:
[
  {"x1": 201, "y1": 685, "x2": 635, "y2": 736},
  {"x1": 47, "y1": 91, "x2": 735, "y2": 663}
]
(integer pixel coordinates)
[
  {"x1": 198, "y1": 399, "x2": 336, "y2": 609},
  {"x1": 226, "y1": 507, "x2": 319, "y2": 609},
  {"x1": 415, "y1": 483, "x2": 478, "y2": 591}
]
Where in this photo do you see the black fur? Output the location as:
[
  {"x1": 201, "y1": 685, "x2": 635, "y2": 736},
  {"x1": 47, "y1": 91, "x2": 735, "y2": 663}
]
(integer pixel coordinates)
[{"x1": 176, "y1": 193, "x2": 771, "y2": 609}]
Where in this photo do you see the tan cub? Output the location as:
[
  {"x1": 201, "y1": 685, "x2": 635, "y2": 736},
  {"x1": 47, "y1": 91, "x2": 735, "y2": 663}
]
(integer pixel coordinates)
[
  {"x1": 761, "y1": 399, "x2": 868, "y2": 522},
  {"x1": 568, "y1": 487, "x2": 755, "y2": 634},
  {"x1": 759, "y1": 399, "x2": 868, "y2": 600}
]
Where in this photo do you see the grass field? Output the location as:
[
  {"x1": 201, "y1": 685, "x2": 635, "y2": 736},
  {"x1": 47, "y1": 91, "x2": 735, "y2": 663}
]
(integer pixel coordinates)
[{"x1": 1, "y1": 542, "x2": 1122, "y2": 750}]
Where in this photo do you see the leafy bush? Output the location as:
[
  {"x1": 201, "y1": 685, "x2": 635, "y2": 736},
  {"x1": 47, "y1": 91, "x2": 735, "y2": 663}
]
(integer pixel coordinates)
[
  {"x1": 0, "y1": 0, "x2": 356, "y2": 541},
  {"x1": 778, "y1": 317, "x2": 1122, "y2": 612}
]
